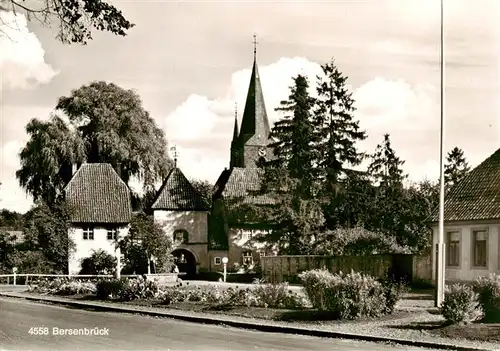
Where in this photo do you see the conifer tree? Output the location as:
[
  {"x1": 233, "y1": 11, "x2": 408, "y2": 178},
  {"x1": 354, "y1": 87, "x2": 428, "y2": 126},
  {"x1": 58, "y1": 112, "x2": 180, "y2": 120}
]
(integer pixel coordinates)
[
  {"x1": 312, "y1": 59, "x2": 367, "y2": 228},
  {"x1": 366, "y1": 134, "x2": 408, "y2": 246},
  {"x1": 444, "y1": 146, "x2": 470, "y2": 190},
  {"x1": 368, "y1": 134, "x2": 407, "y2": 188},
  {"x1": 257, "y1": 74, "x2": 324, "y2": 254}
]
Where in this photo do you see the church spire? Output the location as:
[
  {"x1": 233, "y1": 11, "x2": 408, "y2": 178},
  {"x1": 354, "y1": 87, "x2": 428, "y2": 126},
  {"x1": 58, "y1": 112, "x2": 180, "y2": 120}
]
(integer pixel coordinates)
[
  {"x1": 232, "y1": 102, "x2": 239, "y2": 141},
  {"x1": 239, "y1": 35, "x2": 271, "y2": 147}
]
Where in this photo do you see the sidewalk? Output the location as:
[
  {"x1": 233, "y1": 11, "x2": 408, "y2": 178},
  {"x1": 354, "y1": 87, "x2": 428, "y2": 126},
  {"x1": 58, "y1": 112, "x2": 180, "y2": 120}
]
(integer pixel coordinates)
[{"x1": 1, "y1": 291, "x2": 497, "y2": 351}]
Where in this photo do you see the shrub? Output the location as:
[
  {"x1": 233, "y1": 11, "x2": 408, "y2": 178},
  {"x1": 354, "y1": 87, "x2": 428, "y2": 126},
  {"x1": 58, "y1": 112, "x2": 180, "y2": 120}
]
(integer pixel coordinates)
[
  {"x1": 253, "y1": 282, "x2": 307, "y2": 309},
  {"x1": 161, "y1": 283, "x2": 305, "y2": 309},
  {"x1": 80, "y1": 249, "x2": 117, "y2": 275},
  {"x1": 299, "y1": 269, "x2": 388, "y2": 319},
  {"x1": 474, "y1": 273, "x2": 500, "y2": 322},
  {"x1": 440, "y1": 284, "x2": 483, "y2": 325},
  {"x1": 29, "y1": 278, "x2": 96, "y2": 295},
  {"x1": 119, "y1": 277, "x2": 160, "y2": 301},
  {"x1": 96, "y1": 278, "x2": 126, "y2": 300},
  {"x1": 380, "y1": 278, "x2": 408, "y2": 314}
]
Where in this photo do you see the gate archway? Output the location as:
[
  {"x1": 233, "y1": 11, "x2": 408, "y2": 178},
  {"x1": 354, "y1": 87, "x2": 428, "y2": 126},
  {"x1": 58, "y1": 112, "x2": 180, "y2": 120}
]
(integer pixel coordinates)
[{"x1": 172, "y1": 249, "x2": 197, "y2": 278}]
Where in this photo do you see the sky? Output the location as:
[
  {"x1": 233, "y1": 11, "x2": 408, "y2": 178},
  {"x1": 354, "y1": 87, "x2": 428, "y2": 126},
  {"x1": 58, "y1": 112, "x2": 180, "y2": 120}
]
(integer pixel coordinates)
[{"x1": 1, "y1": 0, "x2": 499, "y2": 213}]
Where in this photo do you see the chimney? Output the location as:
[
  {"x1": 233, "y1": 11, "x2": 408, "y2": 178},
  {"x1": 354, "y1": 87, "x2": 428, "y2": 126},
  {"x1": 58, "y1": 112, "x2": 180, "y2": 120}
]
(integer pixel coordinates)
[{"x1": 72, "y1": 163, "x2": 77, "y2": 176}]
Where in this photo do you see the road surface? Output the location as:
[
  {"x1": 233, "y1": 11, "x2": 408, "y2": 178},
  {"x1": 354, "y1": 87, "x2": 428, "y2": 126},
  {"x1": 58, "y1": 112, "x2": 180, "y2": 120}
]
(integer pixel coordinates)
[{"x1": 0, "y1": 297, "x2": 431, "y2": 351}]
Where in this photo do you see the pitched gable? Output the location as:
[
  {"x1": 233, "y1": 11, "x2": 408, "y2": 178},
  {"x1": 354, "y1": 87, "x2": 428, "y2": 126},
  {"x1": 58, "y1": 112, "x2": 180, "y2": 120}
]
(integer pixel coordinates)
[
  {"x1": 430, "y1": 148, "x2": 500, "y2": 222},
  {"x1": 151, "y1": 167, "x2": 208, "y2": 211},
  {"x1": 65, "y1": 163, "x2": 132, "y2": 223}
]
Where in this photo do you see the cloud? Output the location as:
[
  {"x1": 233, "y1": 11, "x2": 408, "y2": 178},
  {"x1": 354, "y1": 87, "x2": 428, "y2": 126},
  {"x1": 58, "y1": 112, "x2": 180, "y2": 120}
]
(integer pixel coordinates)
[
  {"x1": 0, "y1": 11, "x2": 58, "y2": 90},
  {"x1": 354, "y1": 78, "x2": 437, "y2": 130}
]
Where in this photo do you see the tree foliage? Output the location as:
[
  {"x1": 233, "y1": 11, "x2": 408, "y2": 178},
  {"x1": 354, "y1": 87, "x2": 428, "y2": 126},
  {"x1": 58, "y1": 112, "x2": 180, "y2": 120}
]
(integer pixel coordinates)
[
  {"x1": 189, "y1": 178, "x2": 213, "y2": 209},
  {"x1": 445, "y1": 146, "x2": 470, "y2": 190},
  {"x1": 22, "y1": 201, "x2": 75, "y2": 273},
  {"x1": 256, "y1": 74, "x2": 325, "y2": 254},
  {"x1": 313, "y1": 226, "x2": 408, "y2": 256},
  {"x1": 16, "y1": 81, "x2": 172, "y2": 205},
  {"x1": 120, "y1": 212, "x2": 174, "y2": 273},
  {"x1": 1, "y1": 0, "x2": 134, "y2": 44},
  {"x1": 313, "y1": 60, "x2": 367, "y2": 229},
  {"x1": 80, "y1": 249, "x2": 116, "y2": 275}
]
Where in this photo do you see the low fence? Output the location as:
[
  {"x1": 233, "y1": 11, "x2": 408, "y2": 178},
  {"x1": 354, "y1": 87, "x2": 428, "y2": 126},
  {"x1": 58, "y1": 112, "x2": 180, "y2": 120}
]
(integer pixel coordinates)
[
  {"x1": 0, "y1": 273, "x2": 182, "y2": 286},
  {"x1": 261, "y1": 254, "x2": 432, "y2": 284}
]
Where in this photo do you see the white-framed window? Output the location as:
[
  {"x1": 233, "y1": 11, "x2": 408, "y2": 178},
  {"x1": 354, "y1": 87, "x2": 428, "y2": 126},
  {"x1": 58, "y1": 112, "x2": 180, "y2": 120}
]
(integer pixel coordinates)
[
  {"x1": 83, "y1": 227, "x2": 94, "y2": 240},
  {"x1": 472, "y1": 229, "x2": 488, "y2": 268},
  {"x1": 214, "y1": 257, "x2": 222, "y2": 265},
  {"x1": 107, "y1": 228, "x2": 117, "y2": 240},
  {"x1": 446, "y1": 231, "x2": 460, "y2": 267},
  {"x1": 242, "y1": 251, "x2": 253, "y2": 265}
]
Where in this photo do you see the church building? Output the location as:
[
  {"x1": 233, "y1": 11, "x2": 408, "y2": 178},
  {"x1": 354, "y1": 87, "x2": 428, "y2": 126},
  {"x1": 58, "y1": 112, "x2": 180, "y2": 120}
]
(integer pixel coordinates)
[{"x1": 153, "y1": 40, "x2": 275, "y2": 275}]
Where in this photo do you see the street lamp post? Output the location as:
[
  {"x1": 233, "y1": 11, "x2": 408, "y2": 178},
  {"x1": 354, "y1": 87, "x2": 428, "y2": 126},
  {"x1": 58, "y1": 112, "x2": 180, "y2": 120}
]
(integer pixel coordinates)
[
  {"x1": 222, "y1": 257, "x2": 228, "y2": 282},
  {"x1": 435, "y1": 0, "x2": 446, "y2": 307},
  {"x1": 12, "y1": 267, "x2": 17, "y2": 286}
]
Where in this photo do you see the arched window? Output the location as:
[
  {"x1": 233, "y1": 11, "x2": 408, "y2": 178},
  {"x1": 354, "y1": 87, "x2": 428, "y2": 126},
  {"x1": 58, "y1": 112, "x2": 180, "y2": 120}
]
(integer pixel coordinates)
[{"x1": 173, "y1": 229, "x2": 189, "y2": 244}]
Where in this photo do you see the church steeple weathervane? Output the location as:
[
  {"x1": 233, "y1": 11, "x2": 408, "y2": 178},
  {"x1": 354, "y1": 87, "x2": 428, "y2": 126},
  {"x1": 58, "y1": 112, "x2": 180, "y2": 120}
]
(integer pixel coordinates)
[
  {"x1": 170, "y1": 145, "x2": 178, "y2": 168},
  {"x1": 253, "y1": 34, "x2": 258, "y2": 61}
]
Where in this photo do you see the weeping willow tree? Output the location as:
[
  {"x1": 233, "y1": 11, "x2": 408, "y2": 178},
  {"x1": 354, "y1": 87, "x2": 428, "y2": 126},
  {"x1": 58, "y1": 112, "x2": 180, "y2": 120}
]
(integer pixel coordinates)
[{"x1": 16, "y1": 81, "x2": 172, "y2": 206}]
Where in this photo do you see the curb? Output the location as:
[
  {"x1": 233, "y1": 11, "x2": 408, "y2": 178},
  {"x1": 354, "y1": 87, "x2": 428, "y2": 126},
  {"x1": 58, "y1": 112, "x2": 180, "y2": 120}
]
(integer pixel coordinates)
[{"x1": 0, "y1": 292, "x2": 494, "y2": 351}]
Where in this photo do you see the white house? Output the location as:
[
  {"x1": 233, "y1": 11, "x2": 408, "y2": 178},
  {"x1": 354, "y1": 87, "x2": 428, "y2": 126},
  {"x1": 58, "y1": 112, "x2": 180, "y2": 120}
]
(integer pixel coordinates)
[
  {"x1": 64, "y1": 163, "x2": 132, "y2": 275},
  {"x1": 431, "y1": 148, "x2": 500, "y2": 282}
]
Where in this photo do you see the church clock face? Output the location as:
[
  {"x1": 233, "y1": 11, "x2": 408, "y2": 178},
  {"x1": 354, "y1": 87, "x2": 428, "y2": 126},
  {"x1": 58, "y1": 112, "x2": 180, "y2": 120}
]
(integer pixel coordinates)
[{"x1": 258, "y1": 148, "x2": 266, "y2": 157}]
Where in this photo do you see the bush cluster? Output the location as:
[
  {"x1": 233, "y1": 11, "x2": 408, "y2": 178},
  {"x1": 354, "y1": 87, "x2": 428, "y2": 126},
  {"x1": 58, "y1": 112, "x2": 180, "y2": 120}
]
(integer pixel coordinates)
[
  {"x1": 96, "y1": 277, "x2": 161, "y2": 301},
  {"x1": 298, "y1": 269, "x2": 403, "y2": 319},
  {"x1": 161, "y1": 283, "x2": 307, "y2": 309},
  {"x1": 474, "y1": 273, "x2": 500, "y2": 322},
  {"x1": 440, "y1": 273, "x2": 500, "y2": 324},
  {"x1": 29, "y1": 278, "x2": 96, "y2": 296},
  {"x1": 440, "y1": 284, "x2": 483, "y2": 324}
]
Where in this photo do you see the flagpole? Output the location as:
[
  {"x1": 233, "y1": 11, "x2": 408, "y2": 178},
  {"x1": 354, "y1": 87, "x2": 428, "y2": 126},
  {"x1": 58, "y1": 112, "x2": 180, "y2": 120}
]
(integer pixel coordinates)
[{"x1": 435, "y1": 0, "x2": 446, "y2": 307}]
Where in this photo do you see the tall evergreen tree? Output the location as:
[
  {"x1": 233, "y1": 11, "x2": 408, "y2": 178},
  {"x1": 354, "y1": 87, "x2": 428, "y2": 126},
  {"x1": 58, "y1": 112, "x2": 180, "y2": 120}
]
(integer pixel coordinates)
[
  {"x1": 366, "y1": 134, "x2": 408, "y2": 246},
  {"x1": 314, "y1": 60, "x2": 367, "y2": 188},
  {"x1": 313, "y1": 60, "x2": 367, "y2": 228},
  {"x1": 368, "y1": 134, "x2": 406, "y2": 188},
  {"x1": 444, "y1": 146, "x2": 470, "y2": 190},
  {"x1": 258, "y1": 74, "x2": 324, "y2": 254}
]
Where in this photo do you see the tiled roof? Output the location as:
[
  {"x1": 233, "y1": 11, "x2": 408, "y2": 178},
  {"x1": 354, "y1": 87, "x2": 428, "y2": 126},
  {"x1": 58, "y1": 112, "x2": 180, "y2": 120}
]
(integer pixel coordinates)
[
  {"x1": 216, "y1": 167, "x2": 275, "y2": 206},
  {"x1": 65, "y1": 163, "x2": 132, "y2": 223},
  {"x1": 430, "y1": 148, "x2": 500, "y2": 222},
  {"x1": 151, "y1": 167, "x2": 209, "y2": 211}
]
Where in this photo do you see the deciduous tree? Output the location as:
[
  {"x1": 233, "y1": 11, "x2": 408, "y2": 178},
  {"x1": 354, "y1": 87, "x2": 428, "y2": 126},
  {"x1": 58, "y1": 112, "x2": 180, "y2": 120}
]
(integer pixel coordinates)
[
  {"x1": 16, "y1": 81, "x2": 172, "y2": 205},
  {"x1": 1, "y1": 0, "x2": 134, "y2": 44},
  {"x1": 120, "y1": 212, "x2": 174, "y2": 274}
]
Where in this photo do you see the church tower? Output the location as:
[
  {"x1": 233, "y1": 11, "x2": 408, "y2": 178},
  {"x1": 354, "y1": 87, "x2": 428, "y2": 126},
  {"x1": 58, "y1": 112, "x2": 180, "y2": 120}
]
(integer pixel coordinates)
[{"x1": 229, "y1": 35, "x2": 272, "y2": 169}]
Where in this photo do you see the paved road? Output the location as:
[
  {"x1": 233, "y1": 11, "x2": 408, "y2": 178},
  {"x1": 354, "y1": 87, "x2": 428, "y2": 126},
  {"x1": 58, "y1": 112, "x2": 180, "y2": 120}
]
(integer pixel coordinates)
[{"x1": 0, "y1": 298, "x2": 432, "y2": 351}]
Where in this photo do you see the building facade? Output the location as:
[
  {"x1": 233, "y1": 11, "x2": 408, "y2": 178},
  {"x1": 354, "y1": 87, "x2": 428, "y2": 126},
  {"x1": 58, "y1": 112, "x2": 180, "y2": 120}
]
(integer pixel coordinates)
[
  {"x1": 431, "y1": 148, "x2": 500, "y2": 281},
  {"x1": 65, "y1": 163, "x2": 132, "y2": 275}
]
